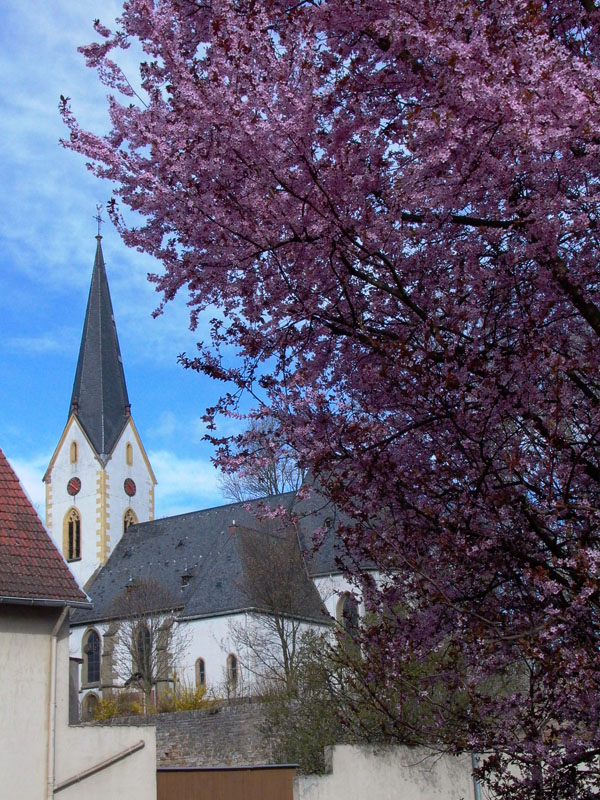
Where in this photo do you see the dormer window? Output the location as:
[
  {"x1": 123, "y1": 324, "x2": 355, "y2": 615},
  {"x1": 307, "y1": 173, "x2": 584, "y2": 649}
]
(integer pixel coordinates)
[{"x1": 123, "y1": 508, "x2": 138, "y2": 534}]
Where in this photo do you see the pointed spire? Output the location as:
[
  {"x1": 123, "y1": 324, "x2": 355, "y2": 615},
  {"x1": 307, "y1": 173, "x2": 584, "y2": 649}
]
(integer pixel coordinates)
[{"x1": 70, "y1": 236, "x2": 130, "y2": 460}]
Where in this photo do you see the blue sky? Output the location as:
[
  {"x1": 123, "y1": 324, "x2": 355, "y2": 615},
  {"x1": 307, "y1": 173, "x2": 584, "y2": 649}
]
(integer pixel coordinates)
[{"x1": 0, "y1": 0, "x2": 243, "y2": 517}]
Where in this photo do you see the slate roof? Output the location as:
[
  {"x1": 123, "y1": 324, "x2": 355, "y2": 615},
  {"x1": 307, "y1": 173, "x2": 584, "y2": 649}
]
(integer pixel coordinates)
[
  {"x1": 70, "y1": 236, "x2": 130, "y2": 460},
  {"x1": 0, "y1": 449, "x2": 89, "y2": 607},
  {"x1": 71, "y1": 491, "x2": 345, "y2": 627}
]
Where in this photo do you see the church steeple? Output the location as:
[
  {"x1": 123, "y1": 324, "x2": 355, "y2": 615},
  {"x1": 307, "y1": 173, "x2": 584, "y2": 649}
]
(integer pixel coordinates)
[
  {"x1": 45, "y1": 233, "x2": 156, "y2": 589},
  {"x1": 70, "y1": 236, "x2": 130, "y2": 461}
]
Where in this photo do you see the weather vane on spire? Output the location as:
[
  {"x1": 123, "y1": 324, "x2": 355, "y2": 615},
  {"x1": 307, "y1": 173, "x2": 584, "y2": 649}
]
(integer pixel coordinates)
[{"x1": 94, "y1": 204, "x2": 104, "y2": 237}]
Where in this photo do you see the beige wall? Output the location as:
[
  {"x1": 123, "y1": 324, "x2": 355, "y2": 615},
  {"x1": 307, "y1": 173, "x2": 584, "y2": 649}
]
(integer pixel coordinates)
[
  {"x1": 0, "y1": 606, "x2": 156, "y2": 800},
  {"x1": 295, "y1": 745, "x2": 475, "y2": 800},
  {"x1": 0, "y1": 607, "x2": 55, "y2": 799}
]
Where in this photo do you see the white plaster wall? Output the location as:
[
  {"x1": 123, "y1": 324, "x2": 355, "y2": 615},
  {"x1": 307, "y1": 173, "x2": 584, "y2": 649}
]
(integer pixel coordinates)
[
  {"x1": 179, "y1": 614, "x2": 242, "y2": 693},
  {"x1": 46, "y1": 417, "x2": 155, "y2": 590},
  {"x1": 46, "y1": 417, "x2": 102, "y2": 589},
  {"x1": 107, "y1": 418, "x2": 155, "y2": 536},
  {"x1": 72, "y1": 614, "x2": 237, "y2": 703},
  {"x1": 181, "y1": 613, "x2": 329, "y2": 696},
  {"x1": 70, "y1": 622, "x2": 88, "y2": 664},
  {"x1": 73, "y1": 611, "x2": 328, "y2": 705},
  {"x1": 56, "y1": 727, "x2": 155, "y2": 799},
  {"x1": 55, "y1": 614, "x2": 157, "y2": 800},
  {"x1": 313, "y1": 574, "x2": 364, "y2": 621},
  {"x1": 0, "y1": 607, "x2": 156, "y2": 800},
  {"x1": 295, "y1": 745, "x2": 474, "y2": 800},
  {"x1": 0, "y1": 607, "x2": 54, "y2": 800}
]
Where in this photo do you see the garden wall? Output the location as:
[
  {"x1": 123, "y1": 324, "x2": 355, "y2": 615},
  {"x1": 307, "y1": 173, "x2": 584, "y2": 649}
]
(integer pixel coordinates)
[
  {"x1": 97, "y1": 699, "x2": 272, "y2": 767},
  {"x1": 295, "y1": 745, "x2": 476, "y2": 800}
]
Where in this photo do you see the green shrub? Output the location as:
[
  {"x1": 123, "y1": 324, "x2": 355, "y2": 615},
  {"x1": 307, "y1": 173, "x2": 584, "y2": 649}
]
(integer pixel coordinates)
[
  {"x1": 91, "y1": 693, "x2": 144, "y2": 720},
  {"x1": 92, "y1": 698, "x2": 120, "y2": 720},
  {"x1": 167, "y1": 678, "x2": 213, "y2": 711}
]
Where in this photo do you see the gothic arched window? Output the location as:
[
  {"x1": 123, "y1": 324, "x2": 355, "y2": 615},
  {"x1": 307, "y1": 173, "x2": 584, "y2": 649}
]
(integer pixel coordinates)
[
  {"x1": 123, "y1": 507, "x2": 138, "y2": 534},
  {"x1": 83, "y1": 629, "x2": 101, "y2": 685},
  {"x1": 82, "y1": 693, "x2": 99, "y2": 721},
  {"x1": 70, "y1": 441, "x2": 78, "y2": 464},
  {"x1": 125, "y1": 442, "x2": 133, "y2": 466},
  {"x1": 64, "y1": 508, "x2": 81, "y2": 562},
  {"x1": 337, "y1": 593, "x2": 360, "y2": 637},
  {"x1": 134, "y1": 624, "x2": 152, "y2": 679},
  {"x1": 227, "y1": 653, "x2": 238, "y2": 687},
  {"x1": 196, "y1": 658, "x2": 206, "y2": 687}
]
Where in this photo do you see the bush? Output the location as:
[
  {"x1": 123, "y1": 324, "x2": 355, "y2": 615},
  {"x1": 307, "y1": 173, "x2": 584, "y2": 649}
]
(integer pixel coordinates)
[
  {"x1": 92, "y1": 698, "x2": 119, "y2": 720},
  {"x1": 91, "y1": 693, "x2": 143, "y2": 720},
  {"x1": 158, "y1": 674, "x2": 213, "y2": 712}
]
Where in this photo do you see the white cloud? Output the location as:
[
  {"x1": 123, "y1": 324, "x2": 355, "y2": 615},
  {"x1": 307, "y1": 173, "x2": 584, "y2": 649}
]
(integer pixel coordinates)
[
  {"x1": 6, "y1": 334, "x2": 65, "y2": 354},
  {"x1": 149, "y1": 449, "x2": 225, "y2": 518},
  {"x1": 151, "y1": 411, "x2": 178, "y2": 439}
]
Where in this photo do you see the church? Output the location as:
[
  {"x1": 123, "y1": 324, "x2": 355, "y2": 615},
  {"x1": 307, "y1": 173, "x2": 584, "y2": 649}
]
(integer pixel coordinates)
[{"x1": 43, "y1": 235, "x2": 358, "y2": 717}]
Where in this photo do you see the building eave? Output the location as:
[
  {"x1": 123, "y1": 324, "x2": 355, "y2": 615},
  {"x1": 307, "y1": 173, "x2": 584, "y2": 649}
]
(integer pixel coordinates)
[{"x1": 0, "y1": 595, "x2": 91, "y2": 609}]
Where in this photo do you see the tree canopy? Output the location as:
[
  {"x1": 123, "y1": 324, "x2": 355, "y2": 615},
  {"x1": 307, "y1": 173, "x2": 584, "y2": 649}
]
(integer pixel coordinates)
[{"x1": 62, "y1": 2, "x2": 600, "y2": 795}]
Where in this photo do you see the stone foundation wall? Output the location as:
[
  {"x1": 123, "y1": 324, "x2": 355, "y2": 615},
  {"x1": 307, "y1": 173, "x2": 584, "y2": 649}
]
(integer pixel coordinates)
[{"x1": 96, "y1": 699, "x2": 272, "y2": 767}]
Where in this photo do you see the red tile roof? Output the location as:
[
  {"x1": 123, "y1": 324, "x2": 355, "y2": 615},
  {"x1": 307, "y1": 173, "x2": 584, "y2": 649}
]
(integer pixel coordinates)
[{"x1": 0, "y1": 449, "x2": 89, "y2": 606}]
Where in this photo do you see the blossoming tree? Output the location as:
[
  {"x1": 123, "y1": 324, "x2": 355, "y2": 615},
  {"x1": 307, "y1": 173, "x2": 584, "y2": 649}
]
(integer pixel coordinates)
[{"x1": 62, "y1": 1, "x2": 600, "y2": 795}]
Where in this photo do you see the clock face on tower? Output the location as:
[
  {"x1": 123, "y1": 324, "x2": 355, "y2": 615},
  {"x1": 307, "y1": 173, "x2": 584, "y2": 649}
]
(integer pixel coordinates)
[
  {"x1": 124, "y1": 478, "x2": 137, "y2": 497},
  {"x1": 67, "y1": 477, "x2": 81, "y2": 496}
]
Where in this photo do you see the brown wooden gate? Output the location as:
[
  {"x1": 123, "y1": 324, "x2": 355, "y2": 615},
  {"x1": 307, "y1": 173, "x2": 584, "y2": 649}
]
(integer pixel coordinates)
[{"x1": 157, "y1": 764, "x2": 297, "y2": 800}]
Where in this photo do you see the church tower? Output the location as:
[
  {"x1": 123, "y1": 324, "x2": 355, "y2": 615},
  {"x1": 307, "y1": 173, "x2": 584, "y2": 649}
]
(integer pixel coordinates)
[{"x1": 44, "y1": 235, "x2": 156, "y2": 589}]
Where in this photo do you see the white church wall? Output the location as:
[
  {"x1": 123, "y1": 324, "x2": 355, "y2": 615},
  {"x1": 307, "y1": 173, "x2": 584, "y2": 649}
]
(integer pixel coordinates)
[
  {"x1": 46, "y1": 416, "x2": 103, "y2": 589},
  {"x1": 70, "y1": 622, "x2": 102, "y2": 697},
  {"x1": 46, "y1": 416, "x2": 155, "y2": 591},
  {"x1": 72, "y1": 608, "x2": 333, "y2": 710},
  {"x1": 313, "y1": 573, "x2": 365, "y2": 621},
  {"x1": 72, "y1": 613, "x2": 247, "y2": 706},
  {"x1": 183, "y1": 612, "x2": 332, "y2": 696},
  {"x1": 107, "y1": 418, "x2": 155, "y2": 534},
  {"x1": 179, "y1": 613, "x2": 248, "y2": 694}
]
